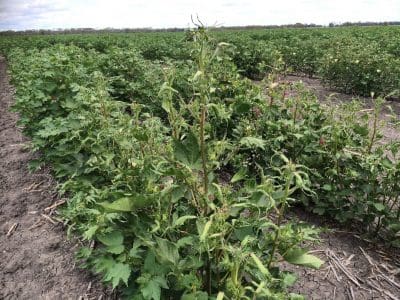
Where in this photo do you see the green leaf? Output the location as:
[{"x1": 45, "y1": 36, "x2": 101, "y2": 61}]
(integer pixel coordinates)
[
  {"x1": 99, "y1": 195, "x2": 153, "y2": 212},
  {"x1": 388, "y1": 223, "x2": 400, "y2": 233},
  {"x1": 176, "y1": 236, "x2": 194, "y2": 248},
  {"x1": 44, "y1": 82, "x2": 57, "y2": 92},
  {"x1": 293, "y1": 133, "x2": 304, "y2": 139},
  {"x1": 98, "y1": 231, "x2": 124, "y2": 246},
  {"x1": 282, "y1": 272, "x2": 297, "y2": 288},
  {"x1": 173, "y1": 215, "x2": 197, "y2": 227},
  {"x1": 133, "y1": 130, "x2": 149, "y2": 142},
  {"x1": 155, "y1": 237, "x2": 180, "y2": 265},
  {"x1": 231, "y1": 168, "x2": 247, "y2": 183},
  {"x1": 362, "y1": 184, "x2": 372, "y2": 193},
  {"x1": 200, "y1": 219, "x2": 212, "y2": 242},
  {"x1": 353, "y1": 124, "x2": 369, "y2": 136},
  {"x1": 181, "y1": 291, "x2": 208, "y2": 300},
  {"x1": 173, "y1": 132, "x2": 201, "y2": 168},
  {"x1": 144, "y1": 252, "x2": 161, "y2": 275},
  {"x1": 233, "y1": 101, "x2": 252, "y2": 114},
  {"x1": 381, "y1": 158, "x2": 393, "y2": 169},
  {"x1": 216, "y1": 292, "x2": 225, "y2": 300},
  {"x1": 372, "y1": 202, "x2": 385, "y2": 212},
  {"x1": 83, "y1": 225, "x2": 99, "y2": 240},
  {"x1": 284, "y1": 248, "x2": 324, "y2": 269},
  {"x1": 161, "y1": 97, "x2": 172, "y2": 113},
  {"x1": 289, "y1": 293, "x2": 305, "y2": 300},
  {"x1": 28, "y1": 159, "x2": 43, "y2": 171},
  {"x1": 106, "y1": 244, "x2": 125, "y2": 255},
  {"x1": 99, "y1": 198, "x2": 133, "y2": 212},
  {"x1": 192, "y1": 70, "x2": 203, "y2": 81},
  {"x1": 98, "y1": 231, "x2": 125, "y2": 254},
  {"x1": 239, "y1": 137, "x2": 266, "y2": 150},
  {"x1": 209, "y1": 103, "x2": 231, "y2": 120},
  {"x1": 170, "y1": 186, "x2": 187, "y2": 203},
  {"x1": 141, "y1": 276, "x2": 168, "y2": 300},
  {"x1": 128, "y1": 240, "x2": 144, "y2": 259},
  {"x1": 234, "y1": 226, "x2": 254, "y2": 241},
  {"x1": 92, "y1": 256, "x2": 114, "y2": 275},
  {"x1": 250, "y1": 253, "x2": 270, "y2": 277},
  {"x1": 322, "y1": 184, "x2": 332, "y2": 191},
  {"x1": 103, "y1": 262, "x2": 131, "y2": 288}
]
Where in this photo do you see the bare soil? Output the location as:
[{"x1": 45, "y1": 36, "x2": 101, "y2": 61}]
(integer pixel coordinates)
[
  {"x1": 285, "y1": 207, "x2": 400, "y2": 300},
  {"x1": 0, "y1": 57, "x2": 113, "y2": 300}
]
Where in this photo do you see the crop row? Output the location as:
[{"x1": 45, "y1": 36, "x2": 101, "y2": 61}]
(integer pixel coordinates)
[
  {"x1": 2, "y1": 26, "x2": 400, "y2": 97},
  {"x1": 3, "y1": 28, "x2": 400, "y2": 298}
]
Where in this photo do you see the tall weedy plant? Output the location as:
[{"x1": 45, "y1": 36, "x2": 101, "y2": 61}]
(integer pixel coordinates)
[{"x1": 153, "y1": 27, "x2": 323, "y2": 299}]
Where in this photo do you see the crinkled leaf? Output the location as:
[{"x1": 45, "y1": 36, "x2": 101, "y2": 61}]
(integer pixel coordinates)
[
  {"x1": 176, "y1": 236, "x2": 194, "y2": 248},
  {"x1": 155, "y1": 237, "x2": 180, "y2": 265},
  {"x1": 282, "y1": 272, "x2": 297, "y2": 288},
  {"x1": 181, "y1": 291, "x2": 208, "y2": 300},
  {"x1": 129, "y1": 240, "x2": 144, "y2": 259},
  {"x1": 99, "y1": 195, "x2": 153, "y2": 212},
  {"x1": 231, "y1": 168, "x2": 247, "y2": 183},
  {"x1": 240, "y1": 137, "x2": 266, "y2": 149},
  {"x1": 173, "y1": 215, "x2": 197, "y2": 227},
  {"x1": 103, "y1": 262, "x2": 131, "y2": 288},
  {"x1": 141, "y1": 276, "x2": 168, "y2": 300},
  {"x1": 98, "y1": 231, "x2": 124, "y2": 246},
  {"x1": 284, "y1": 248, "x2": 323, "y2": 269},
  {"x1": 250, "y1": 253, "x2": 270, "y2": 277},
  {"x1": 83, "y1": 225, "x2": 99, "y2": 240},
  {"x1": 199, "y1": 219, "x2": 212, "y2": 242}
]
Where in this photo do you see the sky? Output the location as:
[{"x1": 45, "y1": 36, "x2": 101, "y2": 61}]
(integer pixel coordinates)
[{"x1": 1, "y1": 0, "x2": 400, "y2": 31}]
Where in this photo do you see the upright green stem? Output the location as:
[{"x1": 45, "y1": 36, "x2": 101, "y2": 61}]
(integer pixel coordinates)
[
  {"x1": 267, "y1": 173, "x2": 292, "y2": 268},
  {"x1": 197, "y1": 39, "x2": 209, "y2": 210},
  {"x1": 231, "y1": 260, "x2": 240, "y2": 285},
  {"x1": 368, "y1": 97, "x2": 382, "y2": 154},
  {"x1": 205, "y1": 257, "x2": 211, "y2": 294},
  {"x1": 197, "y1": 35, "x2": 212, "y2": 294},
  {"x1": 367, "y1": 107, "x2": 378, "y2": 154},
  {"x1": 293, "y1": 101, "x2": 298, "y2": 124},
  {"x1": 200, "y1": 104, "x2": 208, "y2": 198}
]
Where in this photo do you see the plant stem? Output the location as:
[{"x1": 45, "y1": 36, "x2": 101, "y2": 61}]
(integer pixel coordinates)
[
  {"x1": 267, "y1": 174, "x2": 292, "y2": 268},
  {"x1": 203, "y1": 256, "x2": 212, "y2": 295},
  {"x1": 293, "y1": 101, "x2": 298, "y2": 124},
  {"x1": 368, "y1": 98, "x2": 380, "y2": 154},
  {"x1": 200, "y1": 103, "x2": 208, "y2": 199},
  {"x1": 198, "y1": 38, "x2": 209, "y2": 213}
]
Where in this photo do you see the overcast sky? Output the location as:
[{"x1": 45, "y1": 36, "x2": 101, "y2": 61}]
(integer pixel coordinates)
[{"x1": 1, "y1": 0, "x2": 400, "y2": 31}]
